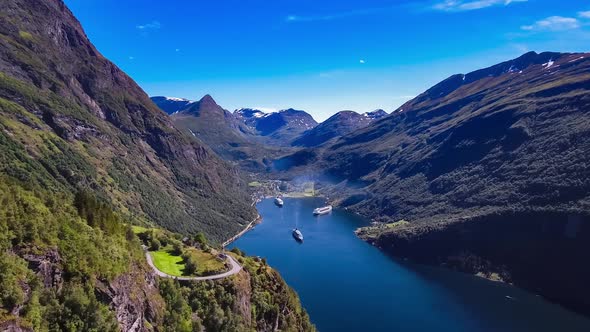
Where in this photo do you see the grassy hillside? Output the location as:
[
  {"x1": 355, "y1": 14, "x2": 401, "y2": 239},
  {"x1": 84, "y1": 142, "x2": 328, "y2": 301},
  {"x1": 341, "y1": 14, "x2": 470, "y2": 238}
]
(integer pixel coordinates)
[{"x1": 0, "y1": 0, "x2": 257, "y2": 243}]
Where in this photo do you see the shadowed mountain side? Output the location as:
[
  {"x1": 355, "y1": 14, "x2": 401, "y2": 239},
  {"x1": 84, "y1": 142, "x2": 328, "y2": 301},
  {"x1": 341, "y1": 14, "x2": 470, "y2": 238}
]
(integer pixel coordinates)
[
  {"x1": 274, "y1": 51, "x2": 590, "y2": 314},
  {"x1": 292, "y1": 110, "x2": 388, "y2": 147}
]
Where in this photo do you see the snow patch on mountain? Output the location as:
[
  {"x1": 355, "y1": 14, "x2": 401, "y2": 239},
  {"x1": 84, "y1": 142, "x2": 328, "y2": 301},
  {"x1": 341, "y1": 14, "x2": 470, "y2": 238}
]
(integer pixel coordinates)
[
  {"x1": 165, "y1": 96, "x2": 191, "y2": 102},
  {"x1": 543, "y1": 60, "x2": 555, "y2": 69}
]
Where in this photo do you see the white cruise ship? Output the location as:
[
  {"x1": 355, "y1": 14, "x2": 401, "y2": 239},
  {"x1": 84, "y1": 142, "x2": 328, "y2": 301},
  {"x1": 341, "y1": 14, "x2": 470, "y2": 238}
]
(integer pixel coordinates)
[
  {"x1": 313, "y1": 205, "x2": 332, "y2": 216},
  {"x1": 292, "y1": 228, "x2": 303, "y2": 241}
]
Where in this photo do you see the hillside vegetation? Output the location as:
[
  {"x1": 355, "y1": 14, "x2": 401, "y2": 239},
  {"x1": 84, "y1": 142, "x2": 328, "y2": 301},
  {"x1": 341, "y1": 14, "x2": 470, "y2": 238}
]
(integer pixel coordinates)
[
  {"x1": 0, "y1": 0, "x2": 314, "y2": 330},
  {"x1": 0, "y1": 178, "x2": 154, "y2": 331},
  {"x1": 0, "y1": 178, "x2": 315, "y2": 331},
  {"x1": 0, "y1": 0, "x2": 256, "y2": 243}
]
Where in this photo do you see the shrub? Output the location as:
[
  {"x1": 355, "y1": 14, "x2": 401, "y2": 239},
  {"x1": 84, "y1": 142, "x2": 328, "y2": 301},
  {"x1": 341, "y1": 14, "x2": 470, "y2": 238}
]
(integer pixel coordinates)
[
  {"x1": 172, "y1": 241, "x2": 183, "y2": 256},
  {"x1": 150, "y1": 238, "x2": 161, "y2": 251},
  {"x1": 184, "y1": 258, "x2": 197, "y2": 275}
]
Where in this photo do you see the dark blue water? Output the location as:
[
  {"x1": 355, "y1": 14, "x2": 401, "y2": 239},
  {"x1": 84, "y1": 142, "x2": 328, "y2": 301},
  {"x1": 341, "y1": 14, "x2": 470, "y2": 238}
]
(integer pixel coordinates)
[{"x1": 231, "y1": 197, "x2": 590, "y2": 332}]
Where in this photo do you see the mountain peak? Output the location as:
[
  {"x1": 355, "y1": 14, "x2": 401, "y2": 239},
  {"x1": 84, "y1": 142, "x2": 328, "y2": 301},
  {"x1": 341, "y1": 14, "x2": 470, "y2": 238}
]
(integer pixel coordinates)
[
  {"x1": 151, "y1": 96, "x2": 195, "y2": 114},
  {"x1": 235, "y1": 108, "x2": 266, "y2": 119},
  {"x1": 292, "y1": 109, "x2": 385, "y2": 147},
  {"x1": 363, "y1": 109, "x2": 388, "y2": 120},
  {"x1": 199, "y1": 94, "x2": 217, "y2": 106},
  {"x1": 414, "y1": 51, "x2": 576, "y2": 104}
]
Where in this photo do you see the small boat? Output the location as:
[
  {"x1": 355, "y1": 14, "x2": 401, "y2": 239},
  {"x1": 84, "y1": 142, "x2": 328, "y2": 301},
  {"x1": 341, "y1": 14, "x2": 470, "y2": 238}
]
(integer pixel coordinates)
[
  {"x1": 313, "y1": 205, "x2": 332, "y2": 216},
  {"x1": 274, "y1": 196, "x2": 284, "y2": 207},
  {"x1": 292, "y1": 228, "x2": 303, "y2": 242}
]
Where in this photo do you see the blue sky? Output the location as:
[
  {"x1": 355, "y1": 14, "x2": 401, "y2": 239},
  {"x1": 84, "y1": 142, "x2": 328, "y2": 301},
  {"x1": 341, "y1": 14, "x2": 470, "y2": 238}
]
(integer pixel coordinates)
[{"x1": 65, "y1": 0, "x2": 590, "y2": 121}]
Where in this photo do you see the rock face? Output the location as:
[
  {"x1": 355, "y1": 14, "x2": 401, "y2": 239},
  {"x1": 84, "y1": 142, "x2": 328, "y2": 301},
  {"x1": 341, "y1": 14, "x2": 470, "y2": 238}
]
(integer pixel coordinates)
[
  {"x1": 22, "y1": 249, "x2": 63, "y2": 292},
  {"x1": 0, "y1": 0, "x2": 256, "y2": 242},
  {"x1": 95, "y1": 265, "x2": 165, "y2": 332},
  {"x1": 0, "y1": 321, "x2": 33, "y2": 332},
  {"x1": 292, "y1": 110, "x2": 388, "y2": 147}
]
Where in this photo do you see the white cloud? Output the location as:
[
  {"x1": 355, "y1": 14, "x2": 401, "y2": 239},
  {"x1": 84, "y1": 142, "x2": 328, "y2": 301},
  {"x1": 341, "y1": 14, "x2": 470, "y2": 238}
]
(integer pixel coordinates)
[
  {"x1": 175, "y1": 48, "x2": 180, "y2": 52},
  {"x1": 136, "y1": 21, "x2": 161, "y2": 30},
  {"x1": 129, "y1": 56, "x2": 135, "y2": 60},
  {"x1": 579, "y1": 11, "x2": 590, "y2": 19},
  {"x1": 285, "y1": 5, "x2": 398, "y2": 23},
  {"x1": 360, "y1": 59, "x2": 366, "y2": 64},
  {"x1": 521, "y1": 16, "x2": 580, "y2": 32},
  {"x1": 433, "y1": 0, "x2": 527, "y2": 12}
]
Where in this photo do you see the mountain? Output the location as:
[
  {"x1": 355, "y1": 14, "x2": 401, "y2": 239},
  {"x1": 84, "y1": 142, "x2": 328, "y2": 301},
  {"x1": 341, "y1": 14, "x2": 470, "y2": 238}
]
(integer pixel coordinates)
[
  {"x1": 234, "y1": 108, "x2": 266, "y2": 127},
  {"x1": 235, "y1": 108, "x2": 318, "y2": 145},
  {"x1": 170, "y1": 96, "x2": 290, "y2": 171},
  {"x1": 292, "y1": 110, "x2": 388, "y2": 147},
  {"x1": 363, "y1": 109, "x2": 388, "y2": 120},
  {"x1": 0, "y1": 0, "x2": 257, "y2": 242},
  {"x1": 0, "y1": 0, "x2": 314, "y2": 330},
  {"x1": 172, "y1": 94, "x2": 253, "y2": 136},
  {"x1": 150, "y1": 96, "x2": 194, "y2": 114},
  {"x1": 292, "y1": 51, "x2": 590, "y2": 314}
]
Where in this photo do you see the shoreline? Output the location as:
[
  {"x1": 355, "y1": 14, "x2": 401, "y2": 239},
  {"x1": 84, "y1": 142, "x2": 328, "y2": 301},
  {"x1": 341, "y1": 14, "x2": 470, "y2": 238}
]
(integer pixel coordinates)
[
  {"x1": 224, "y1": 194, "x2": 322, "y2": 248},
  {"x1": 222, "y1": 215, "x2": 261, "y2": 248}
]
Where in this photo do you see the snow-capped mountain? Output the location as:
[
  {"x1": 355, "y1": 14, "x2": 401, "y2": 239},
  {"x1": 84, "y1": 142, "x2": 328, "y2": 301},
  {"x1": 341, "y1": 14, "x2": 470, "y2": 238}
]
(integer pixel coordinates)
[
  {"x1": 234, "y1": 108, "x2": 318, "y2": 145},
  {"x1": 151, "y1": 96, "x2": 195, "y2": 114},
  {"x1": 292, "y1": 110, "x2": 388, "y2": 147}
]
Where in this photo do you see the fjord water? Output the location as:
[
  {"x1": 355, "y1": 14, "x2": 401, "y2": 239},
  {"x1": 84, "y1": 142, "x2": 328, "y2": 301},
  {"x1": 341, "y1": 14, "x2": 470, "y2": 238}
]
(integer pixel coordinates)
[{"x1": 231, "y1": 197, "x2": 590, "y2": 332}]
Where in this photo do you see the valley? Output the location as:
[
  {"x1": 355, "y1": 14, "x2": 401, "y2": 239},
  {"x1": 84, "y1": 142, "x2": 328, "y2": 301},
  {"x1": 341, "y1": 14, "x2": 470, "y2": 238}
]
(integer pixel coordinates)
[
  {"x1": 155, "y1": 51, "x2": 590, "y2": 319},
  {"x1": 0, "y1": 0, "x2": 589, "y2": 331}
]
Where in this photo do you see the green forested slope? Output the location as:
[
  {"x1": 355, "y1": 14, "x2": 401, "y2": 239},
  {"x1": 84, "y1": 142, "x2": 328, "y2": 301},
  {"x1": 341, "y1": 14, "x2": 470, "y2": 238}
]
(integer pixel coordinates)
[
  {"x1": 0, "y1": 0, "x2": 256, "y2": 243},
  {"x1": 0, "y1": 178, "x2": 146, "y2": 330},
  {"x1": 0, "y1": 178, "x2": 315, "y2": 331},
  {"x1": 0, "y1": 0, "x2": 313, "y2": 330}
]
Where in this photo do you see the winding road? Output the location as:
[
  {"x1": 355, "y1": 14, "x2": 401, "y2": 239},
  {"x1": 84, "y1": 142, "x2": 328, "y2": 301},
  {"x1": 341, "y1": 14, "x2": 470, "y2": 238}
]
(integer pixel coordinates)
[
  {"x1": 144, "y1": 248, "x2": 242, "y2": 281},
  {"x1": 221, "y1": 216, "x2": 260, "y2": 248}
]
